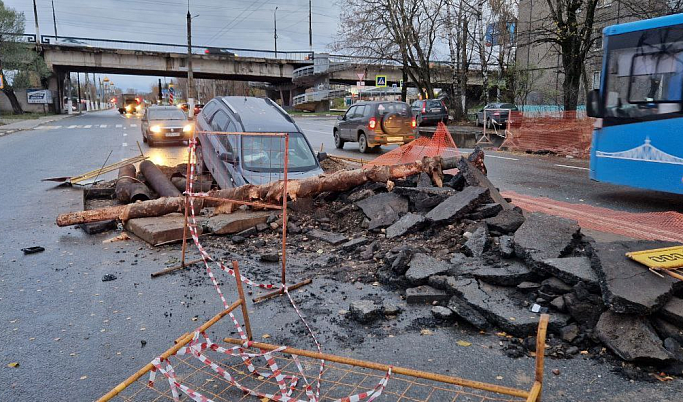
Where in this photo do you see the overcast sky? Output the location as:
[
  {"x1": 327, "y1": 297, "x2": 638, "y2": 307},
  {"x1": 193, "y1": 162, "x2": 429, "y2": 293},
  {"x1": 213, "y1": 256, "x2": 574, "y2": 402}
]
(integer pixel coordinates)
[{"x1": 9, "y1": 0, "x2": 341, "y2": 91}]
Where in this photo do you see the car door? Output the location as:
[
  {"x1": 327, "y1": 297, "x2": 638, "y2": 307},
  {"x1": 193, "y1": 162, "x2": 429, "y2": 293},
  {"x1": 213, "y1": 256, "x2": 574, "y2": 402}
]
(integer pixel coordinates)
[
  {"x1": 205, "y1": 110, "x2": 232, "y2": 189},
  {"x1": 339, "y1": 106, "x2": 356, "y2": 140},
  {"x1": 350, "y1": 105, "x2": 366, "y2": 138}
]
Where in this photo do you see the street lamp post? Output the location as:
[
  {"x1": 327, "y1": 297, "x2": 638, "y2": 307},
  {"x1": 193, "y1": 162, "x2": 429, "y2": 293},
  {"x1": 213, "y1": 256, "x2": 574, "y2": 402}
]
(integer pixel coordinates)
[{"x1": 274, "y1": 7, "x2": 278, "y2": 58}]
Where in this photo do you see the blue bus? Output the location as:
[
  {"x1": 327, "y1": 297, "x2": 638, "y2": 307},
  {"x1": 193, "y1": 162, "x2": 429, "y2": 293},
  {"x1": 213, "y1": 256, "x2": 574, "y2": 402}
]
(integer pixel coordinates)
[{"x1": 587, "y1": 14, "x2": 683, "y2": 195}]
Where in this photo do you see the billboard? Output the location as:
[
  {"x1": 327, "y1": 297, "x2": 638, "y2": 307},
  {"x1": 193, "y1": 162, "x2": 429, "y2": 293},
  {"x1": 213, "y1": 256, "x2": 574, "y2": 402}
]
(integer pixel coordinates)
[{"x1": 27, "y1": 89, "x2": 53, "y2": 104}]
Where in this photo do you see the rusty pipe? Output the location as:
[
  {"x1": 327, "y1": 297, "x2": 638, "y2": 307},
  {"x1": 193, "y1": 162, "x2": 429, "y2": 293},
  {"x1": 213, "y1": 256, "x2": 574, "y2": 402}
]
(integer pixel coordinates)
[
  {"x1": 140, "y1": 160, "x2": 182, "y2": 197},
  {"x1": 115, "y1": 164, "x2": 153, "y2": 203},
  {"x1": 171, "y1": 176, "x2": 212, "y2": 193}
]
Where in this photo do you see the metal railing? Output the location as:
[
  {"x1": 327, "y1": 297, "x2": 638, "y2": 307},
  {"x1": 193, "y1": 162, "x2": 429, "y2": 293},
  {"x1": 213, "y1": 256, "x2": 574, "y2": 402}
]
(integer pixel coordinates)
[
  {"x1": 292, "y1": 62, "x2": 350, "y2": 81},
  {"x1": 37, "y1": 34, "x2": 314, "y2": 61},
  {"x1": 293, "y1": 88, "x2": 349, "y2": 106}
]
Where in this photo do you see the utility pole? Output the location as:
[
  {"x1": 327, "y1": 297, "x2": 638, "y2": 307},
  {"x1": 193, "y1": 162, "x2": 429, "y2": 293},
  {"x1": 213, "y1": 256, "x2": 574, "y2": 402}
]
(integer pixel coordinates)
[
  {"x1": 308, "y1": 0, "x2": 312, "y2": 51},
  {"x1": 51, "y1": 0, "x2": 58, "y2": 42},
  {"x1": 32, "y1": 0, "x2": 41, "y2": 46},
  {"x1": 187, "y1": 1, "x2": 195, "y2": 117},
  {"x1": 76, "y1": 73, "x2": 82, "y2": 113},
  {"x1": 158, "y1": 78, "x2": 163, "y2": 104},
  {"x1": 274, "y1": 6, "x2": 278, "y2": 58}
]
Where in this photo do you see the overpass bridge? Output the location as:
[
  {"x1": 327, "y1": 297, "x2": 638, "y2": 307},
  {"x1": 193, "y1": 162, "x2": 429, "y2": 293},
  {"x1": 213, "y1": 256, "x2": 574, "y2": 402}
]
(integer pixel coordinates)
[{"x1": 21, "y1": 34, "x2": 481, "y2": 112}]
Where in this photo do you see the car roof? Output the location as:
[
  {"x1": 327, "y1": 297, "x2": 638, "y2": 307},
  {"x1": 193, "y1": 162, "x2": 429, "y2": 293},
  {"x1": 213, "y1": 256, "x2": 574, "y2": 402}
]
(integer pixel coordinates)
[{"x1": 219, "y1": 96, "x2": 299, "y2": 132}]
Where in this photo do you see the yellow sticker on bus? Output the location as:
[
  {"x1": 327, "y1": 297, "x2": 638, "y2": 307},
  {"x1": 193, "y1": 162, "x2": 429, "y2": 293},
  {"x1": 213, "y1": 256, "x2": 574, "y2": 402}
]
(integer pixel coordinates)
[{"x1": 626, "y1": 245, "x2": 683, "y2": 270}]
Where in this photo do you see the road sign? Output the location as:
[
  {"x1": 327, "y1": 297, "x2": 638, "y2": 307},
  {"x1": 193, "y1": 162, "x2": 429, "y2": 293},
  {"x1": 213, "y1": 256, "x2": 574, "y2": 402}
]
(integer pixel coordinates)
[
  {"x1": 162, "y1": 88, "x2": 169, "y2": 96},
  {"x1": 627, "y1": 245, "x2": 683, "y2": 270},
  {"x1": 375, "y1": 75, "x2": 387, "y2": 87},
  {"x1": 392, "y1": 83, "x2": 397, "y2": 89},
  {"x1": 357, "y1": 72, "x2": 365, "y2": 81},
  {"x1": 399, "y1": 79, "x2": 404, "y2": 87}
]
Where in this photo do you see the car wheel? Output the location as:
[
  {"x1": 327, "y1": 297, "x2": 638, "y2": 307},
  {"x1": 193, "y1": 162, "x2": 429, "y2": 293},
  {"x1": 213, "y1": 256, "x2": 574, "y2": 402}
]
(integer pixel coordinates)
[
  {"x1": 194, "y1": 143, "x2": 206, "y2": 175},
  {"x1": 333, "y1": 129, "x2": 344, "y2": 149},
  {"x1": 142, "y1": 130, "x2": 148, "y2": 143},
  {"x1": 148, "y1": 135, "x2": 155, "y2": 147},
  {"x1": 358, "y1": 133, "x2": 370, "y2": 154}
]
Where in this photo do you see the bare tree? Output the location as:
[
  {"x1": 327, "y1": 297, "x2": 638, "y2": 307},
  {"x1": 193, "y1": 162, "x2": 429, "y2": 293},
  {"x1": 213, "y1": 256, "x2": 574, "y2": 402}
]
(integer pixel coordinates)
[
  {"x1": 621, "y1": 0, "x2": 683, "y2": 19},
  {"x1": 530, "y1": 0, "x2": 601, "y2": 111},
  {"x1": 335, "y1": 0, "x2": 446, "y2": 99}
]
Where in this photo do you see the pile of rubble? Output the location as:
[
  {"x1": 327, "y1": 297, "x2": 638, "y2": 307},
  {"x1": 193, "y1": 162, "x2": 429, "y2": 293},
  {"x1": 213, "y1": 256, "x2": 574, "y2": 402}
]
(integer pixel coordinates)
[{"x1": 65, "y1": 154, "x2": 683, "y2": 376}]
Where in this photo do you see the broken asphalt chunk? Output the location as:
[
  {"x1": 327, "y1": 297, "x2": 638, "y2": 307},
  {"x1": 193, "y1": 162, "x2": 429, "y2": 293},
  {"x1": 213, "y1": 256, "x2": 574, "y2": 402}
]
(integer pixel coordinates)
[
  {"x1": 341, "y1": 237, "x2": 368, "y2": 251},
  {"x1": 591, "y1": 240, "x2": 682, "y2": 315},
  {"x1": 406, "y1": 285, "x2": 450, "y2": 304},
  {"x1": 386, "y1": 213, "x2": 426, "y2": 239},
  {"x1": 463, "y1": 225, "x2": 490, "y2": 258},
  {"x1": 447, "y1": 295, "x2": 491, "y2": 330},
  {"x1": 205, "y1": 211, "x2": 270, "y2": 235},
  {"x1": 472, "y1": 261, "x2": 536, "y2": 286},
  {"x1": 405, "y1": 253, "x2": 450, "y2": 285},
  {"x1": 425, "y1": 186, "x2": 490, "y2": 223},
  {"x1": 355, "y1": 192, "x2": 409, "y2": 229},
  {"x1": 484, "y1": 209, "x2": 525, "y2": 234},
  {"x1": 539, "y1": 257, "x2": 599, "y2": 291},
  {"x1": 596, "y1": 310, "x2": 674, "y2": 364},
  {"x1": 348, "y1": 300, "x2": 381, "y2": 323},
  {"x1": 513, "y1": 212, "x2": 580, "y2": 265},
  {"x1": 306, "y1": 229, "x2": 347, "y2": 245}
]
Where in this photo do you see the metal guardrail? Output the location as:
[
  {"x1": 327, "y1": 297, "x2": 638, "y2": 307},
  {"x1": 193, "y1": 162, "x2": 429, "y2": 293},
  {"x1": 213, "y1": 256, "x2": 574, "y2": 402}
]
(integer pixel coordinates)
[
  {"x1": 292, "y1": 62, "x2": 350, "y2": 81},
  {"x1": 36, "y1": 34, "x2": 314, "y2": 61},
  {"x1": 293, "y1": 88, "x2": 349, "y2": 106}
]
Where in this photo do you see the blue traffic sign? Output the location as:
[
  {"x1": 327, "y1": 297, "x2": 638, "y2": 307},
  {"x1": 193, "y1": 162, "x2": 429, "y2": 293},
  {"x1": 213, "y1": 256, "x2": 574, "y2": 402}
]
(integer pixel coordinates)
[{"x1": 375, "y1": 75, "x2": 387, "y2": 87}]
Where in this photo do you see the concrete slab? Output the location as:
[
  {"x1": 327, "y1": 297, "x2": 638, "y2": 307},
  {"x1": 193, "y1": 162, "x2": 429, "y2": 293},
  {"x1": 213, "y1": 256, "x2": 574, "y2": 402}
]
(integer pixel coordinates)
[
  {"x1": 125, "y1": 213, "x2": 203, "y2": 246},
  {"x1": 206, "y1": 211, "x2": 270, "y2": 235}
]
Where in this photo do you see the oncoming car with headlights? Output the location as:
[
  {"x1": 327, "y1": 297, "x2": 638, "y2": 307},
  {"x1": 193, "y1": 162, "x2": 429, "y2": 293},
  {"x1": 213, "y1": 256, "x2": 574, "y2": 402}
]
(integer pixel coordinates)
[{"x1": 141, "y1": 106, "x2": 194, "y2": 146}]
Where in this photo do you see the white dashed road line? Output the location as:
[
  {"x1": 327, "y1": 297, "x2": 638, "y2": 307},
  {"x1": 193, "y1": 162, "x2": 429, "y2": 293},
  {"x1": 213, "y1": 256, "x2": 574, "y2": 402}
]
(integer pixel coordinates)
[
  {"x1": 116, "y1": 124, "x2": 123, "y2": 128},
  {"x1": 487, "y1": 155, "x2": 519, "y2": 161},
  {"x1": 67, "y1": 125, "x2": 77, "y2": 129},
  {"x1": 122, "y1": 142, "x2": 128, "y2": 147},
  {"x1": 84, "y1": 125, "x2": 92, "y2": 128},
  {"x1": 555, "y1": 164, "x2": 589, "y2": 171},
  {"x1": 130, "y1": 124, "x2": 137, "y2": 127},
  {"x1": 123, "y1": 133, "x2": 128, "y2": 137},
  {"x1": 100, "y1": 125, "x2": 107, "y2": 128}
]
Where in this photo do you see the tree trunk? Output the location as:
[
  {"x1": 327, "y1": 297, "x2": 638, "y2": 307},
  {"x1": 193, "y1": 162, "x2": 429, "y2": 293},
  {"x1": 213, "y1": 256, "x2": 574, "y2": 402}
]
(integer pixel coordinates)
[
  {"x1": 56, "y1": 156, "x2": 461, "y2": 227},
  {"x1": 1, "y1": 71, "x2": 23, "y2": 114},
  {"x1": 562, "y1": 54, "x2": 582, "y2": 112}
]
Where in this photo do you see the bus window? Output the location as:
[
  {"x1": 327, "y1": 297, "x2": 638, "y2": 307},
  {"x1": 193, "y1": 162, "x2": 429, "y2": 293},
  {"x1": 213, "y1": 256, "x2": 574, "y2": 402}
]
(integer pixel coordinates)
[{"x1": 604, "y1": 25, "x2": 683, "y2": 120}]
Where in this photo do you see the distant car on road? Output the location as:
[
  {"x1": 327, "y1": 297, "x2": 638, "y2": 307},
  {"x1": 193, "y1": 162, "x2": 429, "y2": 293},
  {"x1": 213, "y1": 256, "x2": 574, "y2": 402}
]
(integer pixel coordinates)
[
  {"x1": 117, "y1": 94, "x2": 143, "y2": 114},
  {"x1": 411, "y1": 99, "x2": 449, "y2": 126},
  {"x1": 195, "y1": 96, "x2": 323, "y2": 188},
  {"x1": 204, "y1": 47, "x2": 236, "y2": 56},
  {"x1": 141, "y1": 106, "x2": 194, "y2": 146},
  {"x1": 475, "y1": 103, "x2": 518, "y2": 128},
  {"x1": 333, "y1": 101, "x2": 416, "y2": 153}
]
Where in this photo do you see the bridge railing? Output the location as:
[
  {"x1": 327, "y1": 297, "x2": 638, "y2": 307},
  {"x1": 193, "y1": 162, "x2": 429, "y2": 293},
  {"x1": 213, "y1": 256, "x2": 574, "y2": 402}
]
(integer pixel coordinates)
[{"x1": 38, "y1": 35, "x2": 314, "y2": 61}]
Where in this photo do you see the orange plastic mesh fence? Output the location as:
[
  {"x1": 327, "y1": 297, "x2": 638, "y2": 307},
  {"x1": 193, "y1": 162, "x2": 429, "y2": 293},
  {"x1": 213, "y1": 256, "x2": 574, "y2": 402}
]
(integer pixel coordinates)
[
  {"x1": 112, "y1": 347, "x2": 524, "y2": 402},
  {"x1": 501, "y1": 111, "x2": 594, "y2": 158},
  {"x1": 504, "y1": 191, "x2": 683, "y2": 243},
  {"x1": 367, "y1": 122, "x2": 460, "y2": 167}
]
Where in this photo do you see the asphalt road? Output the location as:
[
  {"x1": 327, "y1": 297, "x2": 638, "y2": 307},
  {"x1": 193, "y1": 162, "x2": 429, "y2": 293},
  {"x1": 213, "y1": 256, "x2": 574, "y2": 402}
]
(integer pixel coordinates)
[{"x1": 0, "y1": 109, "x2": 681, "y2": 401}]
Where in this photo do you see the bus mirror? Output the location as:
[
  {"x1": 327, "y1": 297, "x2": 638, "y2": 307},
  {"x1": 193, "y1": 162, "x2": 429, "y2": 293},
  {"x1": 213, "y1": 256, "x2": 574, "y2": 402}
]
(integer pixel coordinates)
[{"x1": 586, "y1": 89, "x2": 603, "y2": 118}]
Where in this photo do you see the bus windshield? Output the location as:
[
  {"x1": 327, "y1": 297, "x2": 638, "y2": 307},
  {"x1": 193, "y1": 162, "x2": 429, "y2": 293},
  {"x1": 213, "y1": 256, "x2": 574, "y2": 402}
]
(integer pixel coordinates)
[{"x1": 604, "y1": 24, "x2": 683, "y2": 119}]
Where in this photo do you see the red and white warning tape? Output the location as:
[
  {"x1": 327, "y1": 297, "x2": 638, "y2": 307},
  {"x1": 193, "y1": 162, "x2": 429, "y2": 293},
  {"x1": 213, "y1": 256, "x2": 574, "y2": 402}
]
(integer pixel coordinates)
[{"x1": 145, "y1": 138, "x2": 392, "y2": 402}]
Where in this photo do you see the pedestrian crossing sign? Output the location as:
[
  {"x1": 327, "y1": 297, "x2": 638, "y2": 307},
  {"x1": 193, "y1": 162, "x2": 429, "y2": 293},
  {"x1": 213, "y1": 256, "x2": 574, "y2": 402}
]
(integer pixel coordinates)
[{"x1": 375, "y1": 75, "x2": 387, "y2": 87}]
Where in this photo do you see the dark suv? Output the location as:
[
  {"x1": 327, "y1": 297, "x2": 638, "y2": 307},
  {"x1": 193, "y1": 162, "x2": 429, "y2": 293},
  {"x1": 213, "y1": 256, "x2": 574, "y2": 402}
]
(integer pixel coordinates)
[
  {"x1": 411, "y1": 99, "x2": 449, "y2": 126},
  {"x1": 195, "y1": 97, "x2": 323, "y2": 189},
  {"x1": 333, "y1": 101, "x2": 416, "y2": 153}
]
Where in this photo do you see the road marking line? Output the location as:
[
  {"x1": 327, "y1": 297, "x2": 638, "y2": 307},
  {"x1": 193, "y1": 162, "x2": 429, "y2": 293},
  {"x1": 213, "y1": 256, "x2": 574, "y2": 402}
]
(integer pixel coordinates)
[
  {"x1": 555, "y1": 164, "x2": 589, "y2": 171},
  {"x1": 123, "y1": 133, "x2": 128, "y2": 137},
  {"x1": 130, "y1": 124, "x2": 137, "y2": 127},
  {"x1": 116, "y1": 124, "x2": 122, "y2": 128},
  {"x1": 122, "y1": 142, "x2": 128, "y2": 147},
  {"x1": 74, "y1": 125, "x2": 82, "y2": 128},
  {"x1": 67, "y1": 125, "x2": 77, "y2": 129},
  {"x1": 487, "y1": 155, "x2": 519, "y2": 161},
  {"x1": 304, "y1": 128, "x2": 331, "y2": 135},
  {"x1": 84, "y1": 125, "x2": 92, "y2": 128},
  {"x1": 100, "y1": 125, "x2": 107, "y2": 128}
]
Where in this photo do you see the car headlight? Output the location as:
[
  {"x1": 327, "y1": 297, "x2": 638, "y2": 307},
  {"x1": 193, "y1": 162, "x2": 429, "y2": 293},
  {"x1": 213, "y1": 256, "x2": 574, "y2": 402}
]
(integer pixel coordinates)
[
  {"x1": 136, "y1": 105, "x2": 142, "y2": 110},
  {"x1": 150, "y1": 125, "x2": 162, "y2": 133},
  {"x1": 183, "y1": 124, "x2": 194, "y2": 133},
  {"x1": 125, "y1": 105, "x2": 132, "y2": 111}
]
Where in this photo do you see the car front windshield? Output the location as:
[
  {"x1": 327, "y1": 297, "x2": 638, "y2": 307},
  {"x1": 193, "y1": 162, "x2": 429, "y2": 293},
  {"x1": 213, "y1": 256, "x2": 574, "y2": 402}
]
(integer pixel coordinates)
[
  {"x1": 241, "y1": 132, "x2": 317, "y2": 172},
  {"x1": 149, "y1": 109, "x2": 186, "y2": 120}
]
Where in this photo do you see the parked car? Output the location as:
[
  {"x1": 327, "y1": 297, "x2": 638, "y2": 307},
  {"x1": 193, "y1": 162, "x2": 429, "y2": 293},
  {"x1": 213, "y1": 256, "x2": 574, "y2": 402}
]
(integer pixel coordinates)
[
  {"x1": 475, "y1": 103, "x2": 518, "y2": 128},
  {"x1": 333, "y1": 101, "x2": 417, "y2": 153},
  {"x1": 411, "y1": 99, "x2": 449, "y2": 126},
  {"x1": 141, "y1": 106, "x2": 194, "y2": 146},
  {"x1": 195, "y1": 96, "x2": 323, "y2": 189}
]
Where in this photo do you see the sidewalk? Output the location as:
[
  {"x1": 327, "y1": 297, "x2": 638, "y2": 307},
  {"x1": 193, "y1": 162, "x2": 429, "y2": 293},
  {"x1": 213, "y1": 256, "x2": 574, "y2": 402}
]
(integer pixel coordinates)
[{"x1": 0, "y1": 113, "x2": 76, "y2": 137}]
